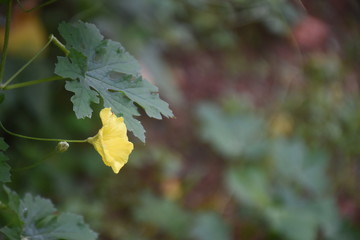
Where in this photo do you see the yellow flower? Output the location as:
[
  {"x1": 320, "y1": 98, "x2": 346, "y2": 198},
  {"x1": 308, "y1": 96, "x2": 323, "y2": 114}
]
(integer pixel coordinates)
[{"x1": 87, "y1": 108, "x2": 134, "y2": 173}]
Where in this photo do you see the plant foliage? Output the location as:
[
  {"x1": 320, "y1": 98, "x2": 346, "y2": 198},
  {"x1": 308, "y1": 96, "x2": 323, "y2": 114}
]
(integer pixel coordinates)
[
  {"x1": 55, "y1": 21, "x2": 173, "y2": 142},
  {"x1": 1, "y1": 187, "x2": 97, "y2": 240}
]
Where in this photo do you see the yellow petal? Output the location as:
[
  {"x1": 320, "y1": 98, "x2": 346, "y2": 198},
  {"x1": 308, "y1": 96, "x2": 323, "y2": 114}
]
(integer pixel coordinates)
[{"x1": 88, "y1": 108, "x2": 134, "y2": 173}]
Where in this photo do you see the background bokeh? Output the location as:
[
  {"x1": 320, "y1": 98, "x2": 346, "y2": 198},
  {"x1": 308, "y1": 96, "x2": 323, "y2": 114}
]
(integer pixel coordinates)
[{"x1": 1, "y1": 0, "x2": 360, "y2": 239}]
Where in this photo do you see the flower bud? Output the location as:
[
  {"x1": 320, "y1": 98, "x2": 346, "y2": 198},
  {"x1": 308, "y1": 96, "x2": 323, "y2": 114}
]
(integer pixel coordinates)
[{"x1": 56, "y1": 141, "x2": 69, "y2": 152}]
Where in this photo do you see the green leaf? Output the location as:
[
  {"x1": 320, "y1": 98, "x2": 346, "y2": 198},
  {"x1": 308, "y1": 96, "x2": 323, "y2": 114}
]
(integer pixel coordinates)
[
  {"x1": 225, "y1": 166, "x2": 271, "y2": 209},
  {"x1": 0, "y1": 227, "x2": 21, "y2": 240},
  {"x1": 271, "y1": 138, "x2": 328, "y2": 195},
  {"x1": 134, "y1": 192, "x2": 191, "y2": 239},
  {"x1": 0, "y1": 137, "x2": 9, "y2": 151},
  {"x1": 0, "y1": 138, "x2": 11, "y2": 183},
  {"x1": 55, "y1": 21, "x2": 173, "y2": 142},
  {"x1": 1, "y1": 187, "x2": 98, "y2": 240},
  {"x1": 190, "y1": 212, "x2": 231, "y2": 240},
  {"x1": 265, "y1": 207, "x2": 319, "y2": 240},
  {"x1": 65, "y1": 80, "x2": 99, "y2": 119},
  {"x1": 196, "y1": 101, "x2": 266, "y2": 159}
]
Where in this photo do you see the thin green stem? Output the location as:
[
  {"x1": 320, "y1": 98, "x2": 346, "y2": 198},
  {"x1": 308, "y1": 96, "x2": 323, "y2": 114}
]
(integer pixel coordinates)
[
  {"x1": 16, "y1": 0, "x2": 57, "y2": 12},
  {"x1": 1, "y1": 76, "x2": 65, "y2": 90},
  {"x1": 0, "y1": 121, "x2": 88, "y2": 143},
  {"x1": 1, "y1": 34, "x2": 55, "y2": 88},
  {"x1": 0, "y1": 0, "x2": 13, "y2": 83}
]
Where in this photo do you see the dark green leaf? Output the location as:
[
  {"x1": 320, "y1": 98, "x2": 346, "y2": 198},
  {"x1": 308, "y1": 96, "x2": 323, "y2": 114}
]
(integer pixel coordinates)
[
  {"x1": 0, "y1": 227, "x2": 21, "y2": 240},
  {"x1": 2, "y1": 187, "x2": 98, "y2": 240},
  {"x1": 55, "y1": 21, "x2": 173, "y2": 142},
  {"x1": 3, "y1": 186, "x2": 20, "y2": 213},
  {"x1": 0, "y1": 137, "x2": 9, "y2": 151}
]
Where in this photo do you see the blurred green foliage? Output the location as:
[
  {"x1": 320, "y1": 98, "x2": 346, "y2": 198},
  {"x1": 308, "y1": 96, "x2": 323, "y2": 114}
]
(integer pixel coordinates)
[{"x1": 1, "y1": 0, "x2": 360, "y2": 239}]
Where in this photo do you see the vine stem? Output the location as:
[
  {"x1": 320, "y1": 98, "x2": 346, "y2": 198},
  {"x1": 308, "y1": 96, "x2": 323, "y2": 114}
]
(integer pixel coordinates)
[
  {"x1": 0, "y1": 34, "x2": 69, "y2": 90},
  {"x1": 1, "y1": 35, "x2": 54, "y2": 88},
  {"x1": 0, "y1": 0, "x2": 13, "y2": 84},
  {"x1": 1, "y1": 76, "x2": 65, "y2": 90},
  {"x1": 16, "y1": 0, "x2": 58, "y2": 13},
  {"x1": 0, "y1": 121, "x2": 89, "y2": 143}
]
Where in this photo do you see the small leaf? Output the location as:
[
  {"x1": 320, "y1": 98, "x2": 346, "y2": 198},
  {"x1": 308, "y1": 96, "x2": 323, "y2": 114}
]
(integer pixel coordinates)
[{"x1": 55, "y1": 21, "x2": 173, "y2": 142}]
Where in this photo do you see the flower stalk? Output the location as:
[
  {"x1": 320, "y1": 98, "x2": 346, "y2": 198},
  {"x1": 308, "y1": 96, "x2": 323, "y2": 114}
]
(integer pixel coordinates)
[{"x1": 0, "y1": 121, "x2": 87, "y2": 143}]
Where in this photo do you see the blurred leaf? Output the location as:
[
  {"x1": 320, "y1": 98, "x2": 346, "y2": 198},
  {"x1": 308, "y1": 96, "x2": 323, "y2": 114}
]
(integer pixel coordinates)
[
  {"x1": 271, "y1": 138, "x2": 328, "y2": 195},
  {"x1": 197, "y1": 101, "x2": 265, "y2": 159},
  {"x1": 134, "y1": 192, "x2": 191, "y2": 239},
  {"x1": 226, "y1": 166, "x2": 271, "y2": 208},
  {"x1": 0, "y1": 227, "x2": 21, "y2": 240},
  {"x1": 0, "y1": 138, "x2": 11, "y2": 183},
  {"x1": 0, "y1": 137, "x2": 9, "y2": 151},
  {"x1": 265, "y1": 197, "x2": 340, "y2": 240},
  {"x1": 265, "y1": 207, "x2": 318, "y2": 240},
  {"x1": 190, "y1": 212, "x2": 231, "y2": 240},
  {"x1": 1, "y1": 187, "x2": 97, "y2": 240},
  {"x1": 55, "y1": 21, "x2": 173, "y2": 142},
  {"x1": 316, "y1": 198, "x2": 341, "y2": 238}
]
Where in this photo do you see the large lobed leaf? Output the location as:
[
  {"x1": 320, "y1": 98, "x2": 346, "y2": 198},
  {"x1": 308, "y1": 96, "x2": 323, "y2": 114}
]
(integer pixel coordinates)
[
  {"x1": 55, "y1": 21, "x2": 173, "y2": 142},
  {"x1": 0, "y1": 187, "x2": 97, "y2": 240},
  {"x1": 0, "y1": 137, "x2": 11, "y2": 183}
]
